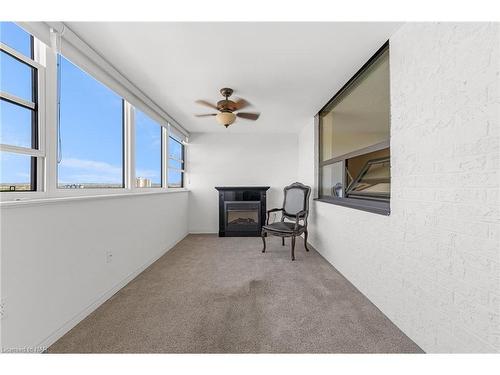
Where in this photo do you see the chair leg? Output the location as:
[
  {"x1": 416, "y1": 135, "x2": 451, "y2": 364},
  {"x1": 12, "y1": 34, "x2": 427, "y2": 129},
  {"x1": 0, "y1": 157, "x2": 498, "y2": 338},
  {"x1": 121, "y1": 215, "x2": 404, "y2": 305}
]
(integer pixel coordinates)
[
  {"x1": 261, "y1": 231, "x2": 267, "y2": 253},
  {"x1": 291, "y1": 236, "x2": 296, "y2": 261},
  {"x1": 304, "y1": 230, "x2": 310, "y2": 252},
  {"x1": 282, "y1": 237, "x2": 285, "y2": 246}
]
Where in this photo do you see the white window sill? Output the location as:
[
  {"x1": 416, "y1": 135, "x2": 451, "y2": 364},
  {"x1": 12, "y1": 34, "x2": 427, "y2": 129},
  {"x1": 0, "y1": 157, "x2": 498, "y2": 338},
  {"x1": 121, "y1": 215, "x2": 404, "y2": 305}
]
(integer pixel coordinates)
[{"x1": 0, "y1": 188, "x2": 189, "y2": 208}]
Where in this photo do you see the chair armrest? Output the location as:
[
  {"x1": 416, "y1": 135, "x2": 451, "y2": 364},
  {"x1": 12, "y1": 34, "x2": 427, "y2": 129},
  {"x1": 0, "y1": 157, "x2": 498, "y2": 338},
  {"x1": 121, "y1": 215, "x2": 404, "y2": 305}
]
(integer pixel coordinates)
[
  {"x1": 266, "y1": 208, "x2": 283, "y2": 225},
  {"x1": 294, "y1": 210, "x2": 307, "y2": 230},
  {"x1": 296, "y1": 210, "x2": 307, "y2": 218}
]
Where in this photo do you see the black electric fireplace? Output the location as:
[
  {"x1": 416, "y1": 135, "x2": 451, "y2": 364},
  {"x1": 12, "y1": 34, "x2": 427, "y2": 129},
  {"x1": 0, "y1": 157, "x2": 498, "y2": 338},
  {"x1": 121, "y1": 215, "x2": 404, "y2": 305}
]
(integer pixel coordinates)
[{"x1": 215, "y1": 186, "x2": 270, "y2": 237}]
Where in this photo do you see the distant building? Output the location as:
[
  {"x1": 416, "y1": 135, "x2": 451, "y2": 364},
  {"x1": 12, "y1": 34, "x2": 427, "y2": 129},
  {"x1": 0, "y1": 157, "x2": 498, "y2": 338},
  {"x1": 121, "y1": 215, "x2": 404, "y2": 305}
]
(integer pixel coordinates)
[{"x1": 136, "y1": 177, "x2": 152, "y2": 188}]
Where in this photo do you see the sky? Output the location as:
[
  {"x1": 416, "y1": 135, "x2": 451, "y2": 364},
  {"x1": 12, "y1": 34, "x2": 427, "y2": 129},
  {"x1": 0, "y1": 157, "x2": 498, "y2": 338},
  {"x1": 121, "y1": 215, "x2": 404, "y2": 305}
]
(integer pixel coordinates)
[{"x1": 0, "y1": 22, "x2": 182, "y2": 188}]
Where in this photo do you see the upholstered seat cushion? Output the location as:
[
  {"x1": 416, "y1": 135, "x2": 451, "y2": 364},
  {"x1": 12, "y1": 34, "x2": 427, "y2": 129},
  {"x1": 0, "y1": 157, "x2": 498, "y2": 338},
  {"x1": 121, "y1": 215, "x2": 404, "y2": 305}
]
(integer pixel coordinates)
[{"x1": 262, "y1": 221, "x2": 304, "y2": 233}]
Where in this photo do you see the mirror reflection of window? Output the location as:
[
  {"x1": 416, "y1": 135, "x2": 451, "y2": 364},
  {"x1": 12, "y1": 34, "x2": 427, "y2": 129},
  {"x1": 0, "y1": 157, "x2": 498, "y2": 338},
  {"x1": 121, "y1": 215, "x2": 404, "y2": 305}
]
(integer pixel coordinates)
[
  {"x1": 320, "y1": 49, "x2": 390, "y2": 161},
  {"x1": 320, "y1": 161, "x2": 344, "y2": 197},
  {"x1": 318, "y1": 45, "x2": 390, "y2": 209},
  {"x1": 347, "y1": 157, "x2": 390, "y2": 201}
]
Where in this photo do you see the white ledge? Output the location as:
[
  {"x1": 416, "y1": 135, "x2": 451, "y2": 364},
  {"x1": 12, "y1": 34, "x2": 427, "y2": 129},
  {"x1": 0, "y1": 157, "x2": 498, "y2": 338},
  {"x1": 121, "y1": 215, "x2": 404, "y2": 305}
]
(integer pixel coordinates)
[{"x1": 0, "y1": 189, "x2": 189, "y2": 208}]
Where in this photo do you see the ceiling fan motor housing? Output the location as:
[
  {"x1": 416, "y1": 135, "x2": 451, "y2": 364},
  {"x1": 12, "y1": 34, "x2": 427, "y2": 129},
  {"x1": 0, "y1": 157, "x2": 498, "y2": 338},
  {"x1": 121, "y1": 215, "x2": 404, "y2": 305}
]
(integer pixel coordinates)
[
  {"x1": 217, "y1": 88, "x2": 237, "y2": 111},
  {"x1": 217, "y1": 99, "x2": 238, "y2": 112}
]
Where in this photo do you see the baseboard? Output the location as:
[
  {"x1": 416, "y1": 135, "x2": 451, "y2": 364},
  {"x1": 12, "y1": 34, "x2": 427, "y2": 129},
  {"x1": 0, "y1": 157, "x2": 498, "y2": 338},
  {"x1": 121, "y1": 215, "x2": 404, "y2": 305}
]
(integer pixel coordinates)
[
  {"x1": 36, "y1": 231, "x2": 188, "y2": 352},
  {"x1": 189, "y1": 232, "x2": 304, "y2": 238}
]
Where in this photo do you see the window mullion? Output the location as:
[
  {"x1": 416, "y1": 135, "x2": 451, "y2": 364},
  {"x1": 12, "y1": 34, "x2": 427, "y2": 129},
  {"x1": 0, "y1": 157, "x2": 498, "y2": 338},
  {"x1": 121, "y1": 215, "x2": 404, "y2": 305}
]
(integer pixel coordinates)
[
  {"x1": 0, "y1": 42, "x2": 43, "y2": 70},
  {"x1": 124, "y1": 101, "x2": 135, "y2": 190},
  {"x1": 0, "y1": 144, "x2": 43, "y2": 157},
  {"x1": 161, "y1": 126, "x2": 168, "y2": 189},
  {"x1": 44, "y1": 40, "x2": 57, "y2": 195},
  {"x1": 182, "y1": 142, "x2": 185, "y2": 188},
  {"x1": 166, "y1": 125, "x2": 185, "y2": 188},
  {"x1": 0, "y1": 92, "x2": 36, "y2": 110},
  {"x1": 167, "y1": 156, "x2": 184, "y2": 163}
]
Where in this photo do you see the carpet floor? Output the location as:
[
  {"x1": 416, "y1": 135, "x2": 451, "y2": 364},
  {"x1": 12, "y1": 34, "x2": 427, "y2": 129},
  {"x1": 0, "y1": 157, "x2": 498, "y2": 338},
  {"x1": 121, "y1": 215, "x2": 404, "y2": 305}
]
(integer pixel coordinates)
[{"x1": 48, "y1": 234, "x2": 423, "y2": 353}]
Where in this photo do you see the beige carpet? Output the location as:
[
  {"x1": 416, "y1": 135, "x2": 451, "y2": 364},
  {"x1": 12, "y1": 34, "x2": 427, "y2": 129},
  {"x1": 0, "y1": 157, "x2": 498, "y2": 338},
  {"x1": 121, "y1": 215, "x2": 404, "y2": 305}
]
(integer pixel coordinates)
[{"x1": 48, "y1": 234, "x2": 423, "y2": 353}]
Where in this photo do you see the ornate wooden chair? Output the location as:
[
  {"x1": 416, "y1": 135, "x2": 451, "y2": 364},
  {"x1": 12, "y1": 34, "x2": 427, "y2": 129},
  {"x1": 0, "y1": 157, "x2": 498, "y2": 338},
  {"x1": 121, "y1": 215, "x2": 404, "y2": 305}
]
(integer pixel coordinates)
[{"x1": 261, "y1": 182, "x2": 311, "y2": 261}]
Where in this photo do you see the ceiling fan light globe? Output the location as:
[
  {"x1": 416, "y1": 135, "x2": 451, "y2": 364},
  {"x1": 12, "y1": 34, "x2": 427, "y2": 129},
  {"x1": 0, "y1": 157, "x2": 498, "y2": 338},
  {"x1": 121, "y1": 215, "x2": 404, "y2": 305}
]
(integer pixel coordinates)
[{"x1": 216, "y1": 112, "x2": 236, "y2": 127}]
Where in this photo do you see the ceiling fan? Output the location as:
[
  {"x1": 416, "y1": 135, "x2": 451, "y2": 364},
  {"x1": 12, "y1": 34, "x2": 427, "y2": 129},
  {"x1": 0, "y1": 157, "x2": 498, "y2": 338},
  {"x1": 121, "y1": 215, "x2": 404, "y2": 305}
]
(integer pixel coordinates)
[{"x1": 195, "y1": 88, "x2": 260, "y2": 128}]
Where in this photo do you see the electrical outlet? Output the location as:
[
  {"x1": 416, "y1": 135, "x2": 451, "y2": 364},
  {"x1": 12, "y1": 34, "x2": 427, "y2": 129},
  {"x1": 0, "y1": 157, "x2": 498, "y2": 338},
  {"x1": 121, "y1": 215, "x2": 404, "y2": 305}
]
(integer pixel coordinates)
[{"x1": 105, "y1": 250, "x2": 113, "y2": 264}]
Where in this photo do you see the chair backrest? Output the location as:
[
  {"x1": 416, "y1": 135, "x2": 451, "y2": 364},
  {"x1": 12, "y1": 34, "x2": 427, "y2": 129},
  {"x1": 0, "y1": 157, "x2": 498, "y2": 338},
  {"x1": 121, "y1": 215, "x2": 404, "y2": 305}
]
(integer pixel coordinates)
[{"x1": 282, "y1": 182, "x2": 311, "y2": 220}]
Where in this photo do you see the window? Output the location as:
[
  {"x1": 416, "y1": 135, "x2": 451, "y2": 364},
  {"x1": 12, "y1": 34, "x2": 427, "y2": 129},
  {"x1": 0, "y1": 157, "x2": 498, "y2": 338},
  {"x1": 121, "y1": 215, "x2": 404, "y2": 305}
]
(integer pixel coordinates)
[
  {"x1": 0, "y1": 22, "x2": 41, "y2": 192},
  {"x1": 57, "y1": 55, "x2": 124, "y2": 189},
  {"x1": 135, "y1": 109, "x2": 162, "y2": 188},
  {"x1": 1, "y1": 22, "x2": 189, "y2": 201},
  {"x1": 318, "y1": 43, "x2": 390, "y2": 215},
  {"x1": 168, "y1": 135, "x2": 184, "y2": 188}
]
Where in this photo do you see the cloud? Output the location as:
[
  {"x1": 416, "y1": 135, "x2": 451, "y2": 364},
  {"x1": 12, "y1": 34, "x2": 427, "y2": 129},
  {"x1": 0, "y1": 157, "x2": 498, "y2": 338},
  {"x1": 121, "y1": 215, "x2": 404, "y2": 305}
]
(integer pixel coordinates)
[
  {"x1": 58, "y1": 157, "x2": 160, "y2": 184},
  {"x1": 60, "y1": 158, "x2": 122, "y2": 174},
  {"x1": 59, "y1": 157, "x2": 122, "y2": 184}
]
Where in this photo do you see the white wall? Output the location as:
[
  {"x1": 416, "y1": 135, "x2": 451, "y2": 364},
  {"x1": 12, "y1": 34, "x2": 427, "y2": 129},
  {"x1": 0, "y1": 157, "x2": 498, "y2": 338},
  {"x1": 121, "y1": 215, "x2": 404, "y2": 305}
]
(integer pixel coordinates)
[
  {"x1": 187, "y1": 132, "x2": 298, "y2": 233},
  {"x1": 298, "y1": 23, "x2": 500, "y2": 353},
  {"x1": 0, "y1": 192, "x2": 188, "y2": 351}
]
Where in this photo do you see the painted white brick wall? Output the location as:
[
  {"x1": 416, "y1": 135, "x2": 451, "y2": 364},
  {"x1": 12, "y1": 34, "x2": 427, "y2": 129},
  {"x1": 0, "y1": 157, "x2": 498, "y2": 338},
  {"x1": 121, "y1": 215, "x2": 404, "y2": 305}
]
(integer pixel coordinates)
[{"x1": 298, "y1": 23, "x2": 499, "y2": 352}]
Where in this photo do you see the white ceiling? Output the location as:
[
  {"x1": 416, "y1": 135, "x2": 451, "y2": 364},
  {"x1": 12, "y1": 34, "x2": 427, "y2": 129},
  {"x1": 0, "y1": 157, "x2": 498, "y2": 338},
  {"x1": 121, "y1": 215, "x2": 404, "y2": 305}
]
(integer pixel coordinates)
[{"x1": 67, "y1": 22, "x2": 402, "y2": 134}]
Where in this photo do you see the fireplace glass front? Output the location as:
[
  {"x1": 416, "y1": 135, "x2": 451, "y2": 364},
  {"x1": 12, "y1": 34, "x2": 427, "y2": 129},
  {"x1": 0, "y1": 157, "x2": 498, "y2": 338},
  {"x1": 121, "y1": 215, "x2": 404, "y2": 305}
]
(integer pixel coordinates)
[{"x1": 225, "y1": 202, "x2": 260, "y2": 232}]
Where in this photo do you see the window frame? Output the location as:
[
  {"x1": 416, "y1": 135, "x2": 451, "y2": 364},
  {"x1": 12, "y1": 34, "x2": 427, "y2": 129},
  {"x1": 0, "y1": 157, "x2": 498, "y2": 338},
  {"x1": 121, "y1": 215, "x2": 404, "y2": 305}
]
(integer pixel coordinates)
[
  {"x1": 167, "y1": 135, "x2": 185, "y2": 188},
  {"x1": 315, "y1": 41, "x2": 390, "y2": 216},
  {"x1": 0, "y1": 38, "x2": 45, "y2": 196}
]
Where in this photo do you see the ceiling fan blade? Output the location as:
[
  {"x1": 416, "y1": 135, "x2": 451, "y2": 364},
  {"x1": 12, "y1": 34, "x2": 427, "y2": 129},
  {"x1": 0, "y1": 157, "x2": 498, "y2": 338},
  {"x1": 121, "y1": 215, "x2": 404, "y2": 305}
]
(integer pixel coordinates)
[
  {"x1": 236, "y1": 112, "x2": 260, "y2": 121},
  {"x1": 195, "y1": 113, "x2": 217, "y2": 117},
  {"x1": 234, "y1": 98, "x2": 249, "y2": 110},
  {"x1": 195, "y1": 100, "x2": 218, "y2": 110}
]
